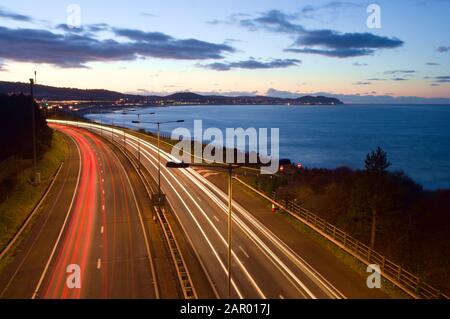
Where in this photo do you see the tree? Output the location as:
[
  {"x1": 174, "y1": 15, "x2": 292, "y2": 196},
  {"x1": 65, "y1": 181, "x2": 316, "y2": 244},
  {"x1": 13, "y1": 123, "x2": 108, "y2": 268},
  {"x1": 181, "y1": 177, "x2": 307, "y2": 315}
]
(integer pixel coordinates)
[
  {"x1": 352, "y1": 147, "x2": 391, "y2": 250},
  {"x1": 365, "y1": 146, "x2": 390, "y2": 172},
  {"x1": 0, "y1": 94, "x2": 52, "y2": 161}
]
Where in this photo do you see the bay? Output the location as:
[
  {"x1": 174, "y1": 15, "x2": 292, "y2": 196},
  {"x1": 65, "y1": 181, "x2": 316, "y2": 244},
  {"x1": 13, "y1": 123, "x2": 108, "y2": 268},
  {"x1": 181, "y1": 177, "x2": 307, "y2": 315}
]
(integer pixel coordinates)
[{"x1": 85, "y1": 104, "x2": 450, "y2": 190}]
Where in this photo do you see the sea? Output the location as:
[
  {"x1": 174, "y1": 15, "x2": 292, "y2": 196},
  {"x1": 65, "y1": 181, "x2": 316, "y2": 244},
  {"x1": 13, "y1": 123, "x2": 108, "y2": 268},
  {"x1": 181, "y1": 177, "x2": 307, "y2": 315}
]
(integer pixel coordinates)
[{"x1": 85, "y1": 104, "x2": 450, "y2": 190}]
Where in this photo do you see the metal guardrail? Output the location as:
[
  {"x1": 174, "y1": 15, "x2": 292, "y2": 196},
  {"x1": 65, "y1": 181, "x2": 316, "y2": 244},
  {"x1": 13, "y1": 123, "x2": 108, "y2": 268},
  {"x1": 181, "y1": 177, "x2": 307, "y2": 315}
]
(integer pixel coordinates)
[
  {"x1": 157, "y1": 207, "x2": 197, "y2": 299},
  {"x1": 234, "y1": 176, "x2": 448, "y2": 299}
]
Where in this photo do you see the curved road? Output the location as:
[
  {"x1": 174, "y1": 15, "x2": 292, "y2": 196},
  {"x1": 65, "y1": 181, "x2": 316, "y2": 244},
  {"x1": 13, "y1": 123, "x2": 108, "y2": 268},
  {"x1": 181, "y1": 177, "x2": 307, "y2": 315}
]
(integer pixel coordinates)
[
  {"x1": 0, "y1": 124, "x2": 158, "y2": 299},
  {"x1": 56, "y1": 120, "x2": 386, "y2": 299}
]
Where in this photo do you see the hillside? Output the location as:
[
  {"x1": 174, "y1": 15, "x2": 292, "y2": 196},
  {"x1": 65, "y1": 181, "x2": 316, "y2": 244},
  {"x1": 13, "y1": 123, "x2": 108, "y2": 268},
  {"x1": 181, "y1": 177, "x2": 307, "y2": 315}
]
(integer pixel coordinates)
[{"x1": 0, "y1": 81, "x2": 344, "y2": 105}]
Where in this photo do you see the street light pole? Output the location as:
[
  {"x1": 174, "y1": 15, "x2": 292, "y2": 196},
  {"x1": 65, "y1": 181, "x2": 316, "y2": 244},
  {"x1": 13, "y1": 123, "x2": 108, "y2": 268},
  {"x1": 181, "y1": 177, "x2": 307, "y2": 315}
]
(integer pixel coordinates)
[
  {"x1": 132, "y1": 119, "x2": 184, "y2": 206},
  {"x1": 30, "y1": 79, "x2": 39, "y2": 185},
  {"x1": 122, "y1": 111, "x2": 154, "y2": 171}
]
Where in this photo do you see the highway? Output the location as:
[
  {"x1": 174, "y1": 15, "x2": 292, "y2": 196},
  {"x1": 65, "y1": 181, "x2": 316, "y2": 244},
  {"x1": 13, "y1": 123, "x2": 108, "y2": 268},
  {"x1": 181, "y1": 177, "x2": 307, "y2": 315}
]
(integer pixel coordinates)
[
  {"x1": 0, "y1": 124, "x2": 160, "y2": 298},
  {"x1": 53, "y1": 120, "x2": 386, "y2": 299}
]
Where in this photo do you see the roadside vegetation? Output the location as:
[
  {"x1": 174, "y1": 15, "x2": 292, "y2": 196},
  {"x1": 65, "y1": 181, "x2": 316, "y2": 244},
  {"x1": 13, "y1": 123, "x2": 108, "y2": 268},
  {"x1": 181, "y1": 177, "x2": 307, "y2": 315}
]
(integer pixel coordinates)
[
  {"x1": 0, "y1": 94, "x2": 67, "y2": 253},
  {"x1": 250, "y1": 147, "x2": 450, "y2": 294}
]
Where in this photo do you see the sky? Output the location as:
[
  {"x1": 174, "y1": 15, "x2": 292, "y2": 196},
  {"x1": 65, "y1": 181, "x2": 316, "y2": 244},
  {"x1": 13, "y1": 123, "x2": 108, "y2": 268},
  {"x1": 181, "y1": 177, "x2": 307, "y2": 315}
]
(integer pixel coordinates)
[{"x1": 0, "y1": 0, "x2": 449, "y2": 103}]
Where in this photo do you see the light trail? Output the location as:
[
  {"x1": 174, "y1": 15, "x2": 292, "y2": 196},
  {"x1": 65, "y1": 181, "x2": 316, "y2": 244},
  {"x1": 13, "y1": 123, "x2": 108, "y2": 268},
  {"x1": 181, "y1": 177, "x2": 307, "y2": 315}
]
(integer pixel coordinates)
[{"x1": 48, "y1": 120, "x2": 347, "y2": 299}]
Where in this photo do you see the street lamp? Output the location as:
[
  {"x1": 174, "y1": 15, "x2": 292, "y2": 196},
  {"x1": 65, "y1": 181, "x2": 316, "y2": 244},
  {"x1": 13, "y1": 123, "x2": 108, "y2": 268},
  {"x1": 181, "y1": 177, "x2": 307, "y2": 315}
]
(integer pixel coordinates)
[
  {"x1": 132, "y1": 119, "x2": 184, "y2": 206},
  {"x1": 29, "y1": 78, "x2": 40, "y2": 185},
  {"x1": 128, "y1": 112, "x2": 155, "y2": 171},
  {"x1": 167, "y1": 161, "x2": 240, "y2": 299}
]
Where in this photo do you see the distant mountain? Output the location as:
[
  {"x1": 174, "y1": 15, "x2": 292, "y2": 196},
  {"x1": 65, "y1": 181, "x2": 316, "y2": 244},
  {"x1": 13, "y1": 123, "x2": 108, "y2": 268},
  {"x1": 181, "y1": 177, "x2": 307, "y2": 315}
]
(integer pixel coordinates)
[
  {"x1": 294, "y1": 95, "x2": 342, "y2": 105},
  {"x1": 0, "y1": 81, "x2": 343, "y2": 105}
]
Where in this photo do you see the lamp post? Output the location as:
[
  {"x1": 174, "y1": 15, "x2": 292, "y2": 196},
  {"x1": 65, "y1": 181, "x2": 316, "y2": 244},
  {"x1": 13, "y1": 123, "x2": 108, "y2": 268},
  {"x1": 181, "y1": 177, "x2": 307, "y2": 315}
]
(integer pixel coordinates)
[
  {"x1": 29, "y1": 78, "x2": 40, "y2": 185},
  {"x1": 132, "y1": 119, "x2": 184, "y2": 205},
  {"x1": 127, "y1": 112, "x2": 155, "y2": 171},
  {"x1": 167, "y1": 161, "x2": 239, "y2": 299}
]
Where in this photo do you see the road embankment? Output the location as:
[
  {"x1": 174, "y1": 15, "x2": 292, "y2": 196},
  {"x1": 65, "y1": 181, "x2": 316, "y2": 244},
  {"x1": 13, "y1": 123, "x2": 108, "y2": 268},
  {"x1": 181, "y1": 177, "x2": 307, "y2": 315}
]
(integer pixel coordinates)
[{"x1": 0, "y1": 131, "x2": 67, "y2": 261}]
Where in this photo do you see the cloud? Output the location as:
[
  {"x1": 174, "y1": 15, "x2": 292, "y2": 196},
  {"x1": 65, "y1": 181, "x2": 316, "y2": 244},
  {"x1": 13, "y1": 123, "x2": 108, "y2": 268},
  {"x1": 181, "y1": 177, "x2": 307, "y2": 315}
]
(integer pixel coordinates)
[
  {"x1": 285, "y1": 47, "x2": 374, "y2": 58},
  {"x1": 366, "y1": 78, "x2": 385, "y2": 81},
  {"x1": 353, "y1": 62, "x2": 368, "y2": 66},
  {"x1": 437, "y1": 46, "x2": 450, "y2": 52},
  {"x1": 353, "y1": 81, "x2": 372, "y2": 85},
  {"x1": 434, "y1": 76, "x2": 450, "y2": 83},
  {"x1": 199, "y1": 90, "x2": 259, "y2": 97},
  {"x1": 141, "y1": 12, "x2": 158, "y2": 18},
  {"x1": 200, "y1": 58, "x2": 301, "y2": 71},
  {"x1": 384, "y1": 70, "x2": 416, "y2": 75},
  {"x1": 206, "y1": 13, "x2": 252, "y2": 26},
  {"x1": 0, "y1": 7, "x2": 33, "y2": 22},
  {"x1": 293, "y1": 29, "x2": 403, "y2": 54},
  {"x1": 391, "y1": 77, "x2": 408, "y2": 81},
  {"x1": 0, "y1": 26, "x2": 235, "y2": 68},
  {"x1": 231, "y1": 10, "x2": 403, "y2": 58},
  {"x1": 426, "y1": 62, "x2": 440, "y2": 66},
  {"x1": 300, "y1": 1, "x2": 364, "y2": 21},
  {"x1": 248, "y1": 10, "x2": 303, "y2": 33},
  {"x1": 113, "y1": 28, "x2": 173, "y2": 42},
  {"x1": 235, "y1": 10, "x2": 302, "y2": 33},
  {"x1": 266, "y1": 88, "x2": 302, "y2": 99},
  {"x1": 55, "y1": 23, "x2": 111, "y2": 34}
]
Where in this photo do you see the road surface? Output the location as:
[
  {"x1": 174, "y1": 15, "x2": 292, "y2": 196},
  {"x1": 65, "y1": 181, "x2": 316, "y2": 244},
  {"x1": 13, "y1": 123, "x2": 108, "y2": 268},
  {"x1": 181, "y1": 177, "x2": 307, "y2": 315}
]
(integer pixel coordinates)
[
  {"x1": 58, "y1": 120, "x2": 387, "y2": 299},
  {"x1": 0, "y1": 124, "x2": 159, "y2": 299}
]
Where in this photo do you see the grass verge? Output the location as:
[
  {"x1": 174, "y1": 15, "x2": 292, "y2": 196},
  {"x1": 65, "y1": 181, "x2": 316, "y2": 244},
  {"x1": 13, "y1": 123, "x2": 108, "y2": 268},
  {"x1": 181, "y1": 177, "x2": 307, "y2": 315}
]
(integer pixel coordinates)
[{"x1": 0, "y1": 131, "x2": 68, "y2": 255}]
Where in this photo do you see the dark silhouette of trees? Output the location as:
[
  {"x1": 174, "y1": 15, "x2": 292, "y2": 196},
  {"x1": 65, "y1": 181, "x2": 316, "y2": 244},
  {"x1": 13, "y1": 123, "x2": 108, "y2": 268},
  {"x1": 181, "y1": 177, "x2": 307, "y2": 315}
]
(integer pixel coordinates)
[
  {"x1": 359, "y1": 146, "x2": 391, "y2": 249},
  {"x1": 0, "y1": 94, "x2": 52, "y2": 161},
  {"x1": 251, "y1": 148, "x2": 448, "y2": 292},
  {"x1": 365, "y1": 146, "x2": 391, "y2": 172}
]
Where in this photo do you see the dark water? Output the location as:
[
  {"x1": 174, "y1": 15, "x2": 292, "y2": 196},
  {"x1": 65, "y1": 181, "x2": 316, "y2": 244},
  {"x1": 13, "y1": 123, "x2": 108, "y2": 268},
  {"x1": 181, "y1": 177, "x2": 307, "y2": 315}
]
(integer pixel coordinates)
[{"x1": 86, "y1": 104, "x2": 450, "y2": 190}]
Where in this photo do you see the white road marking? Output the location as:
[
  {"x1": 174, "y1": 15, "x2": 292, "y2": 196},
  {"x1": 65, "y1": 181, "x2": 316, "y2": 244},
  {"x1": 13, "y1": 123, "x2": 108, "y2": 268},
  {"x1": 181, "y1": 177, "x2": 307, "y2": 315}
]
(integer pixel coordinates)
[
  {"x1": 213, "y1": 215, "x2": 220, "y2": 222},
  {"x1": 97, "y1": 259, "x2": 102, "y2": 269},
  {"x1": 100, "y1": 226, "x2": 104, "y2": 234},
  {"x1": 279, "y1": 294, "x2": 285, "y2": 299},
  {"x1": 102, "y1": 204, "x2": 105, "y2": 211},
  {"x1": 239, "y1": 246, "x2": 250, "y2": 258},
  {"x1": 32, "y1": 135, "x2": 82, "y2": 299},
  {"x1": 115, "y1": 152, "x2": 160, "y2": 299}
]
